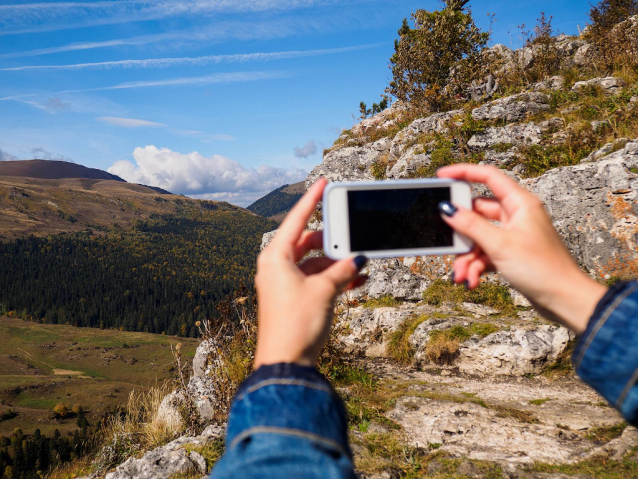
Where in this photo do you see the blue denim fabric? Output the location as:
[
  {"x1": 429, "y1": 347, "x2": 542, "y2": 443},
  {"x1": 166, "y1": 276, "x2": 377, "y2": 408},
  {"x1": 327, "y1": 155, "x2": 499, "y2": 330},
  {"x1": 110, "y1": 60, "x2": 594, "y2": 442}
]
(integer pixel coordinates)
[
  {"x1": 211, "y1": 363, "x2": 355, "y2": 479},
  {"x1": 573, "y1": 281, "x2": 638, "y2": 426}
]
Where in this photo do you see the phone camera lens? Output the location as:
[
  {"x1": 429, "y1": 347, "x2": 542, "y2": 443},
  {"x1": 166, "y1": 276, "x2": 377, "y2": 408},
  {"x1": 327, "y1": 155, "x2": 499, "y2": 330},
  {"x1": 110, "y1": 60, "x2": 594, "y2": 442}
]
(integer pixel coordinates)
[{"x1": 334, "y1": 245, "x2": 339, "y2": 249}]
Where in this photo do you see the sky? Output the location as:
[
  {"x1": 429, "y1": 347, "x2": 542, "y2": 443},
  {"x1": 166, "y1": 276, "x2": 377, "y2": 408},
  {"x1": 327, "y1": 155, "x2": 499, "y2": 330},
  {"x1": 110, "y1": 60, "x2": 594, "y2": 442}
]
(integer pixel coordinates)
[{"x1": 0, "y1": 0, "x2": 592, "y2": 206}]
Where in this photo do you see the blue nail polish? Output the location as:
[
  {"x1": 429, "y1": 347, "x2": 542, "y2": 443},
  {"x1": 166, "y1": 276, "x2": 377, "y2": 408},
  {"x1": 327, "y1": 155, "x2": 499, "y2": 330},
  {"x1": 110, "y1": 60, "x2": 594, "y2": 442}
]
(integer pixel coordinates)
[
  {"x1": 354, "y1": 255, "x2": 368, "y2": 271},
  {"x1": 439, "y1": 201, "x2": 458, "y2": 217},
  {"x1": 450, "y1": 271, "x2": 456, "y2": 284},
  {"x1": 463, "y1": 280, "x2": 470, "y2": 291}
]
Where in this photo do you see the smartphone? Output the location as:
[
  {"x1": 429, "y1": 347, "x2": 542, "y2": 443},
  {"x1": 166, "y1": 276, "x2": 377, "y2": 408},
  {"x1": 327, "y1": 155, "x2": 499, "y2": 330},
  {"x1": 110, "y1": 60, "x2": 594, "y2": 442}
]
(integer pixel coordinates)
[{"x1": 322, "y1": 179, "x2": 473, "y2": 260}]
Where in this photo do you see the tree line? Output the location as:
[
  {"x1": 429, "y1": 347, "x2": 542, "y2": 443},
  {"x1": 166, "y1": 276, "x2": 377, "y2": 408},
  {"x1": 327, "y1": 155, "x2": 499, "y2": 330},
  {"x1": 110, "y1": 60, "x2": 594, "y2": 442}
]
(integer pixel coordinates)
[{"x1": 0, "y1": 209, "x2": 276, "y2": 337}]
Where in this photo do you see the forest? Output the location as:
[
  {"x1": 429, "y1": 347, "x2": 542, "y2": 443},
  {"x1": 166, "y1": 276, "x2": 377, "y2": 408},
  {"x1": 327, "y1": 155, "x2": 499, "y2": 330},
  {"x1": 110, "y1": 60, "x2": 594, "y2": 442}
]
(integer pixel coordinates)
[{"x1": 0, "y1": 208, "x2": 277, "y2": 337}]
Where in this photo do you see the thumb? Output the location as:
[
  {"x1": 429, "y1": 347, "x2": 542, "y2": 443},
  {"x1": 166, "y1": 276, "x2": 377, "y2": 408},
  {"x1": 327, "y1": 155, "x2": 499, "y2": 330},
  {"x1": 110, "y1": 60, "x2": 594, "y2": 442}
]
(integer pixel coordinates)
[
  {"x1": 319, "y1": 256, "x2": 367, "y2": 293},
  {"x1": 439, "y1": 201, "x2": 504, "y2": 257}
]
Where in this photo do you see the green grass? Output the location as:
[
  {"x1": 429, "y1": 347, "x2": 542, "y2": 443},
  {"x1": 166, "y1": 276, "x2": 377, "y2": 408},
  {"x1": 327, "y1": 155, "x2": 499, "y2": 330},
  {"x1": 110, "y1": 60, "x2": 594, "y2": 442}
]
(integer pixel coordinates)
[
  {"x1": 585, "y1": 422, "x2": 627, "y2": 444},
  {"x1": 527, "y1": 454, "x2": 638, "y2": 479},
  {"x1": 529, "y1": 398, "x2": 553, "y2": 406},
  {"x1": 423, "y1": 279, "x2": 516, "y2": 316},
  {"x1": 387, "y1": 315, "x2": 429, "y2": 363},
  {"x1": 0, "y1": 315, "x2": 198, "y2": 436},
  {"x1": 360, "y1": 295, "x2": 399, "y2": 309}
]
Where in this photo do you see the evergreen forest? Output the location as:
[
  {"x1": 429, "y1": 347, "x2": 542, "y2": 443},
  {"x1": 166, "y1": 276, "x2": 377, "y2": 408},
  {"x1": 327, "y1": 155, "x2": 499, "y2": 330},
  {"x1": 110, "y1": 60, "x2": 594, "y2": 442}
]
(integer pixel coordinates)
[{"x1": 0, "y1": 208, "x2": 277, "y2": 337}]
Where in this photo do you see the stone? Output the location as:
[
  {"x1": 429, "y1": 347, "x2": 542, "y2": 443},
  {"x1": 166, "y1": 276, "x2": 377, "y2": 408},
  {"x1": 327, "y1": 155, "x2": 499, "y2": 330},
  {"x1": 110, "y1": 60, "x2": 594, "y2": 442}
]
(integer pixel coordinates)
[
  {"x1": 306, "y1": 137, "x2": 391, "y2": 187},
  {"x1": 580, "y1": 138, "x2": 630, "y2": 163},
  {"x1": 532, "y1": 76, "x2": 565, "y2": 92},
  {"x1": 461, "y1": 302, "x2": 499, "y2": 317},
  {"x1": 472, "y1": 92, "x2": 550, "y2": 123},
  {"x1": 387, "y1": 396, "x2": 596, "y2": 464},
  {"x1": 457, "y1": 325, "x2": 574, "y2": 376},
  {"x1": 351, "y1": 101, "x2": 407, "y2": 136},
  {"x1": 524, "y1": 141, "x2": 638, "y2": 276},
  {"x1": 571, "y1": 77, "x2": 625, "y2": 95},
  {"x1": 105, "y1": 426, "x2": 224, "y2": 479},
  {"x1": 586, "y1": 425, "x2": 638, "y2": 461},
  {"x1": 468, "y1": 122, "x2": 543, "y2": 149}
]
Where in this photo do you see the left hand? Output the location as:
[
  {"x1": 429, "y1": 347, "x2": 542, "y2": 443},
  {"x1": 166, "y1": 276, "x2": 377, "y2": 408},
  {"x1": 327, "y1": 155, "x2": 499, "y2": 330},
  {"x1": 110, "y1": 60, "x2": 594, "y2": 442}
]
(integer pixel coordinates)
[{"x1": 253, "y1": 178, "x2": 368, "y2": 368}]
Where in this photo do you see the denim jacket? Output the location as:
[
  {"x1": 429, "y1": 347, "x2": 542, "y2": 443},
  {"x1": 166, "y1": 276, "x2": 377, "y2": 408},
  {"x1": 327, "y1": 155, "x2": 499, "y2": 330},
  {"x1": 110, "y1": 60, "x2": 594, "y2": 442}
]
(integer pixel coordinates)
[{"x1": 212, "y1": 283, "x2": 638, "y2": 478}]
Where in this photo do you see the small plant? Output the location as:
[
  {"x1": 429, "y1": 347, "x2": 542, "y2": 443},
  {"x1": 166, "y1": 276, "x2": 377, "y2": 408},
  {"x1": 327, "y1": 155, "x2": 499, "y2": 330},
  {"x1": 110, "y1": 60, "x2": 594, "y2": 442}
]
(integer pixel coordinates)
[
  {"x1": 585, "y1": 422, "x2": 627, "y2": 444},
  {"x1": 387, "y1": 315, "x2": 429, "y2": 363},
  {"x1": 370, "y1": 160, "x2": 387, "y2": 180},
  {"x1": 529, "y1": 398, "x2": 553, "y2": 406},
  {"x1": 423, "y1": 279, "x2": 516, "y2": 315},
  {"x1": 362, "y1": 295, "x2": 399, "y2": 309},
  {"x1": 359, "y1": 96, "x2": 390, "y2": 120}
]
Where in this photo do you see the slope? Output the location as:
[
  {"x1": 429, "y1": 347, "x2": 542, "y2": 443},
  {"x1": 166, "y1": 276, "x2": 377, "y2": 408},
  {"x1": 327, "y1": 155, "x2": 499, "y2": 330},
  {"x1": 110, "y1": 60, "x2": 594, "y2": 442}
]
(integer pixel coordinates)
[
  {"x1": 0, "y1": 159, "x2": 124, "y2": 181},
  {"x1": 246, "y1": 181, "x2": 305, "y2": 222}
]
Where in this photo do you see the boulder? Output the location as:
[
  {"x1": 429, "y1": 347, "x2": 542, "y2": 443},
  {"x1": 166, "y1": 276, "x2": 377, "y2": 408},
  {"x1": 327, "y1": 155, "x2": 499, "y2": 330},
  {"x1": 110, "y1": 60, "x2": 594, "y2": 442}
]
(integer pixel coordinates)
[
  {"x1": 571, "y1": 77, "x2": 625, "y2": 95},
  {"x1": 457, "y1": 325, "x2": 574, "y2": 376},
  {"x1": 105, "y1": 425, "x2": 224, "y2": 479},
  {"x1": 471, "y1": 92, "x2": 550, "y2": 123}
]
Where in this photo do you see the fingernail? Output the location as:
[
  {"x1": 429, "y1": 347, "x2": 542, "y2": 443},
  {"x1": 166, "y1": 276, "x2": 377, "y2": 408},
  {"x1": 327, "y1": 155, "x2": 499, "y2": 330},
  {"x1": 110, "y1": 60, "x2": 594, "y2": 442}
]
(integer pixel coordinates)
[
  {"x1": 354, "y1": 255, "x2": 368, "y2": 272},
  {"x1": 450, "y1": 271, "x2": 456, "y2": 284},
  {"x1": 439, "y1": 201, "x2": 458, "y2": 217},
  {"x1": 463, "y1": 280, "x2": 470, "y2": 291}
]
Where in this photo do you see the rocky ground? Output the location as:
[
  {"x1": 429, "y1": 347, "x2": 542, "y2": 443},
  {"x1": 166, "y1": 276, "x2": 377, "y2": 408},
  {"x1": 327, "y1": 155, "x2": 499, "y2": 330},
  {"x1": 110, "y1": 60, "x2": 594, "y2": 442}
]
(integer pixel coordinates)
[{"x1": 90, "y1": 21, "x2": 638, "y2": 479}]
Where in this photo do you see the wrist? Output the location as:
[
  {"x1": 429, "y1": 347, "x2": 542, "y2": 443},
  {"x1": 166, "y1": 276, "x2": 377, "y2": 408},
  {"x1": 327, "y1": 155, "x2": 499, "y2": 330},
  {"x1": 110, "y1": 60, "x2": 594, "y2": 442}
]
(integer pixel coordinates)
[{"x1": 537, "y1": 267, "x2": 607, "y2": 335}]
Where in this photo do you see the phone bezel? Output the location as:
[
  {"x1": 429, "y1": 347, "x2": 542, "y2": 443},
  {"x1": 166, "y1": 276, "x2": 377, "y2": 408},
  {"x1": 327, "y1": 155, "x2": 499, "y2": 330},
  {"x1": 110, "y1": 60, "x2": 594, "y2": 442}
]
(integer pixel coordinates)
[{"x1": 323, "y1": 179, "x2": 473, "y2": 260}]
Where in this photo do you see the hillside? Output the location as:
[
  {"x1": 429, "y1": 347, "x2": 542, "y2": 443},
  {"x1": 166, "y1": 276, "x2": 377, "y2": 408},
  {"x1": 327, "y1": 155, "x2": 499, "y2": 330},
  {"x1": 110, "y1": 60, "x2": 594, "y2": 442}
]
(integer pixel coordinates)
[
  {"x1": 0, "y1": 160, "x2": 124, "y2": 182},
  {"x1": 246, "y1": 181, "x2": 304, "y2": 222},
  {"x1": 0, "y1": 316, "x2": 199, "y2": 438}
]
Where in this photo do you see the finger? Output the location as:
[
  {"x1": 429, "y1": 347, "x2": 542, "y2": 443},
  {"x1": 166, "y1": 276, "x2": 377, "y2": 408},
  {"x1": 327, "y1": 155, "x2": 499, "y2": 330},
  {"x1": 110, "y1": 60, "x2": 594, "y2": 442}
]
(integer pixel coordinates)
[
  {"x1": 345, "y1": 275, "x2": 368, "y2": 291},
  {"x1": 440, "y1": 204, "x2": 504, "y2": 258},
  {"x1": 319, "y1": 257, "x2": 362, "y2": 293},
  {"x1": 466, "y1": 255, "x2": 491, "y2": 289},
  {"x1": 298, "y1": 257, "x2": 335, "y2": 276},
  {"x1": 273, "y1": 178, "x2": 327, "y2": 251},
  {"x1": 473, "y1": 197, "x2": 503, "y2": 221},
  {"x1": 437, "y1": 164, "x2": 526, "y2": 211},
  {"x1": 294, "y1": 231, "x2": 323, "y2": 262},
  {"x1": 453, "y1": 247, "x2": 483, "y2": 284}
]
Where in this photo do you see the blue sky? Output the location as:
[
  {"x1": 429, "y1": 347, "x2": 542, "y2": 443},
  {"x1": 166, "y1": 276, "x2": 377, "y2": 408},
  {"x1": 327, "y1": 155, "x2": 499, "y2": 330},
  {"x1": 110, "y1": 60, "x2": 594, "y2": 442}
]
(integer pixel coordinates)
[{"x1": 0, "y1": 0, "x2": 592, "y2": 206}]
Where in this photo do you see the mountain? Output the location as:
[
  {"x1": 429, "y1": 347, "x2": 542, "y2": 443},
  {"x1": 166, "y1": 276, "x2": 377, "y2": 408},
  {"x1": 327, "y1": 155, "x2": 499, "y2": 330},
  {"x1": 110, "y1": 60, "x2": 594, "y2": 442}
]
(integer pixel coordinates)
[
  {"x1": 0, "y1": 159, "x2": 125, "y2": 181},
  {"x1": 247, "y1": 181, "x2": 305, "y2": 222}
]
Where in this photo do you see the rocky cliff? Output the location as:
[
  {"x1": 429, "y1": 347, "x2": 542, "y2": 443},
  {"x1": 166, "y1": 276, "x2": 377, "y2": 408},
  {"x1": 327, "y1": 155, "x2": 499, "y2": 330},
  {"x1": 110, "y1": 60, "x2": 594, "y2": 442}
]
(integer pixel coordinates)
[{"x1": 93, "y1": 22, "x2": 638, "y2": 479}]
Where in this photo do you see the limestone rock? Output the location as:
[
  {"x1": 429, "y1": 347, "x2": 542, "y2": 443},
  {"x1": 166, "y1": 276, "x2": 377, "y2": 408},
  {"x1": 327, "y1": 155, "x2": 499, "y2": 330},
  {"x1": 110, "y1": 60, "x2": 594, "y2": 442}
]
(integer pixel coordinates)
[
  {"x1": 351, "y1": 101, "x2": 407, "y2": 136},
  {"x1": 532, "y1": 75, "x2": 565, "y2": 92},
  {"x1": 472, "y1": 92, "x2": 550, "y2": 123},
  {"x1": 306, "y1": 138, "x2": 391, "y2": 187},
  {"x1": 468, "y1": 122, "x2": 543, "y2": 149},
  {"x1": 105, "y1": 426, "x2": 224, "y2": 479},
  {"x1": 571, "y1": 77, "x2": 625, "y2": 95},
  {"x1": 457, "y1": 325, "x2": 574, "y2": 377},
  {"x1": 523, "y1": 141, "x2": 638, "y2": 276}
]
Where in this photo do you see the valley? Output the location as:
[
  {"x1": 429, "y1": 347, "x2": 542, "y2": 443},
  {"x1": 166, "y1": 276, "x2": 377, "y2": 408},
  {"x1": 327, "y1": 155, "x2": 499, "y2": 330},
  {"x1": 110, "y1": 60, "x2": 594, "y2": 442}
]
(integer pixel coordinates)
[{"x1": 0, "y1": 316, "x2": 199, "y2": 437}]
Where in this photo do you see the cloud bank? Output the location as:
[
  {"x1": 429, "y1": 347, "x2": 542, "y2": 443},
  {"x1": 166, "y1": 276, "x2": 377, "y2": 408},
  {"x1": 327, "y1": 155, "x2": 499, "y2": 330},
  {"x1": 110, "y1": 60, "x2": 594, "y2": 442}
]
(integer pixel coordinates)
[
  {"x1": 294, "y1": 140, "x2": 317, "y2": 159},
  {"x1": 0, "y1": 148, "x2": 19, "y2": 161},
  {"x1": 108, "y1": 146, "x2": 307, "y2": 206}
]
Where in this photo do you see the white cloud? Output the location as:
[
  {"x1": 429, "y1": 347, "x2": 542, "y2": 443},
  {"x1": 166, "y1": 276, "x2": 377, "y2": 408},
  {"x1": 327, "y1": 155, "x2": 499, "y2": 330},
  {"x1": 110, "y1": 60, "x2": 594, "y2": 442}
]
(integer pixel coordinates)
[
  {"x1": 108, "y1": 145, "x2": 306, "y2": 206},
  {"x1": 0, "y1": 43, "x2": 385, "y2": 71},
  {"x1": 30, "y1": 147, "x2": 74, "y2": 162},
  {"x1": 97, "y1": 116, "x2": 166, "y2": 128},
  {"x1": 0, "y1": 148, "x2": 19, "y2": 161},
  {"x1": 294, "y1": 140, "x2": 317, "y2": 159},
  {"x1": 0, "y1": 0, "x2": 352, "y2": 36},
  {"x1": 62, "y1": 70, "x2": 292, "y2": 94},
  {"x1": 46, "y1": 97, "x2": 71, "y2": 110}
]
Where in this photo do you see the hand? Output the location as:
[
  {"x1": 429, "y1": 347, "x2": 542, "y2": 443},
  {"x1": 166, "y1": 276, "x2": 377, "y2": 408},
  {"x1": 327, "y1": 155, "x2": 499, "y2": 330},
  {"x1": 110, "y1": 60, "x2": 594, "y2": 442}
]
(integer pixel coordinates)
[
  {"x1": 437, "y1": 164, "x2": 607, "y2": 335},
  {"x1": 253, "y1": 178, "x2": 368, "y2": 368}
]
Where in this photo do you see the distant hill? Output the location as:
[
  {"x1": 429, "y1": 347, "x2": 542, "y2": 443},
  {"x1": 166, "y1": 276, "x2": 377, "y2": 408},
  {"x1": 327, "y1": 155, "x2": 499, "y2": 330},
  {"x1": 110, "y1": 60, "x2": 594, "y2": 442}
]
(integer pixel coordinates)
[
  {"x1": 0, "y1": 159, "x2": 125, "y2": 181},
  {"x1": 247, "y1": 181, "x2": 305, "y2": 222}
]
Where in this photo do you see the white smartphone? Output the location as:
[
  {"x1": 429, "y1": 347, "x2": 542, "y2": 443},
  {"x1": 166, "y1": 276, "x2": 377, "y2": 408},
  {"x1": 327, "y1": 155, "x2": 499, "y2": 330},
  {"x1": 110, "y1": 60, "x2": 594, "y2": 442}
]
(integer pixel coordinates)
[{"x1": 323, "y1": 179, "x2": 473, "y2": 260}]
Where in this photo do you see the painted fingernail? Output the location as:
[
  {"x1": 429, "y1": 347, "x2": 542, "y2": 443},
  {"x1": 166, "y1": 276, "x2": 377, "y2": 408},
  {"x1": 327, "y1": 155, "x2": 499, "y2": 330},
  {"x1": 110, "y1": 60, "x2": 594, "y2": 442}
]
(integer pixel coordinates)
[
  {"x1": 439, "y1": 201, "x2": 458, "y2": 217},
  {"x1": 450, "y1": 271, "x2": 456, "y2": 284},
  {"x1": 463, "y1": 280, "x2": 470, "y2": 291},
  {"x1": 354, "y1": 255, "x2": 368, "y2": 272}
]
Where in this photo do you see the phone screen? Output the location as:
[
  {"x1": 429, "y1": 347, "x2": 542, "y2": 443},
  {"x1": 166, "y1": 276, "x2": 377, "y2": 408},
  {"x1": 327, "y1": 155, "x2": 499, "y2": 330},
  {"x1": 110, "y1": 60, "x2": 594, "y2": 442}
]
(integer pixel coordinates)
[{"x1": 347, "y1": 187, "x2": 453, "y2": 251}]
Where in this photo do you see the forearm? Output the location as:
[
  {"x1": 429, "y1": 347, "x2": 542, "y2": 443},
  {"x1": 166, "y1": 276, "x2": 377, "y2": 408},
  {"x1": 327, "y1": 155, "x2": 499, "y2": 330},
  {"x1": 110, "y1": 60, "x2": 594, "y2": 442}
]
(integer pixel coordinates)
[
  {"x1": 211, "y1": 363, "x2": 355, "y2": 479},
  {"x1": 573, "y1": 281, "x2": 638, "y2": 426}
]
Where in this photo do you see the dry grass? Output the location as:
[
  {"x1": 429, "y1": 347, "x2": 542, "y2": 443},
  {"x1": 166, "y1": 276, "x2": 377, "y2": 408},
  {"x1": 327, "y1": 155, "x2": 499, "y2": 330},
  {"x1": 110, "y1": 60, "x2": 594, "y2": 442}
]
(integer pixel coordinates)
[
  {"x1": 425, "y1": 334, "x2": 461, "y2": 365},
  {"x1": 423, "y1": 279, "x2": 516, "y2": 316},
  {"x1": 387, "y1": 315, "x2": 430, "y2": 363}
]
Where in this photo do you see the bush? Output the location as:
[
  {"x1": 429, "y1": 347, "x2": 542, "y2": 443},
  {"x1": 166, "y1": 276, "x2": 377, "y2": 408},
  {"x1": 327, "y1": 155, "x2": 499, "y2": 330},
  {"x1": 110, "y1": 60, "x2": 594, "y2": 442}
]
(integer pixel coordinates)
[
  {"x1": 387, "y1": 1, "x2": 490, "y2": 112},
  {"x1": 586, "y1": 0, "x2": 638, "y2": 72},
  {"x1": 52, "y1": 403, "x2": 70, "y2": 419}
]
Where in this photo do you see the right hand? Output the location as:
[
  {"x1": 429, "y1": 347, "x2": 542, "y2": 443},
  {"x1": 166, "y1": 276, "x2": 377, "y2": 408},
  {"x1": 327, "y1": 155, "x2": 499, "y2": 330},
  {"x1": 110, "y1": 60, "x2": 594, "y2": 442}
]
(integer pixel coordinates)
[{"x1": 437, "y1": 164, "x2": 607, "y2": 334}]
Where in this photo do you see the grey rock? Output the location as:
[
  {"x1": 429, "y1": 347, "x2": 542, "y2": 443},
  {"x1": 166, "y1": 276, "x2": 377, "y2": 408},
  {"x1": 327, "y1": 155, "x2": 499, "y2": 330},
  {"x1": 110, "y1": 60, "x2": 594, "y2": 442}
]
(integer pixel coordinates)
[
  {"x1": 524, "y1": 141, "x2": 638, "y2": 276},
  {"x1": 468, "y1": 122, "x2": 543, "y2": 149},
  {"x1": 457, "y1": 325, "x2": 574, "y2": 376},
  {"x1": 105, "y1": 426, "x2": 223, "y2": 479},
  {"x1": 571, "y1": 76, "x2": 625, "y2": 95},
  {"x1": 471, "y1": 92, "x2": 550, "y2": 123},
  {"x1": 531, "y1": 75, "x2": 565, "y2": 92},
  {"x1": 462, "y1": 302, "x2": 499, "y2": 317},
  {"x1": 581, "y1": 138, "x2": 630, "y2": 163}
]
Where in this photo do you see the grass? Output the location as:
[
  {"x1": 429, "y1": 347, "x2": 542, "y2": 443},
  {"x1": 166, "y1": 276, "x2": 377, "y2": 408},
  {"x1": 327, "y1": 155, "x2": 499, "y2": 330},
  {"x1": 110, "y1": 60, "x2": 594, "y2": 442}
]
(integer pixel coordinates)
[
  {"x1": 183, "y1": 439, "x2": 225, "y2": 471},
  {"x1": 423, "y1": 279, "x2": 516, "y2": 316},
  {"x1": 0, "y1": 315, "x2": 198, "y2": 437},
  {"x1": 542, "y1": 340, "x2": 575, "y2": 378},
  {"x1": 425, "y1": 323, "x2": 501, "y2": 364},
  {"x1": 387, "y1": 315, "x2": 429, "y2": 363},
  {"x1": 526, "y1": 454, "x2": 638, "y2": 479},
  {"x1": 361, "y1": 295, "x2": 400, "y2": 309},
  {"x1": 529, "y1": 398, "x2": 553, "y2": 406},
  {"x1": 585, "y1": 422, "x2": 627, "y2": 445}
]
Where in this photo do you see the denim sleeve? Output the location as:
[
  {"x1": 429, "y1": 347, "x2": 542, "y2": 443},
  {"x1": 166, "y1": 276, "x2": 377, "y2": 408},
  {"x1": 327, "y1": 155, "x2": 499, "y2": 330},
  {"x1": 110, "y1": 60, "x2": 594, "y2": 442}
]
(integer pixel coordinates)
[
  {"x1": 211, "y1": 363, "x2": 355, "y2": 479},
  {"x1": 573, "y1": 281, "x2": 638, "y2": 426}
]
